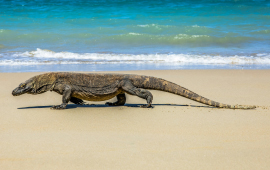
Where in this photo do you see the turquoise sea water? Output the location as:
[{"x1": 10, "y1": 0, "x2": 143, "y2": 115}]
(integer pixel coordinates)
[{"x1": 1, "y1": 0, "x2": 270, "y2": 72}]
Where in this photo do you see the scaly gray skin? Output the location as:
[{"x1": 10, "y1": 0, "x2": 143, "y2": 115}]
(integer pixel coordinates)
[{"x1": 12, "y1": 72, "x2": 256, "y2": 110}]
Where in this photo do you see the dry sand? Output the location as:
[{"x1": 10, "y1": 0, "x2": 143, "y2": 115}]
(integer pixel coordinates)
[{"x1": 0, "y1": 70, "x2": 270, "y2": 170}]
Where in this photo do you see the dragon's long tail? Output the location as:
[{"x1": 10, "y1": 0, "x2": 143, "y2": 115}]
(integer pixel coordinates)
[{"x1": 132, "y1": 76, "x2": 256, "y2": 109}]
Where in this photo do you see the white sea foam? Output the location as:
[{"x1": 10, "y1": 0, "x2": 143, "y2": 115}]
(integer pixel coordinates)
[
  {"x1": 174, "y1": 34, "x2": 209, "y2": 39},
  {"x1": 137, "y1": 24, "x2": 165, "y2": 30},
  {"x1": 137, "y1": 25, "x2": 149, "y2": 27},
  {"x1": 1, "y1": 48, "x2": 270, "y2": 66},
  {"x1": 129, "y1": 32, "x2": 142, "y2": 35},
  {"x1": 137, "y1": 24, "x2": 156, "y2": 27}
]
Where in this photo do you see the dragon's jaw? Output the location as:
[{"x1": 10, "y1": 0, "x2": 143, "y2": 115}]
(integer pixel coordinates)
[
  {"x1": 12, "y1": 86, "x2": 32, "y2": 96},
  {"x1": 12, "y1": 84, "x2": 51, "y2": 96}
]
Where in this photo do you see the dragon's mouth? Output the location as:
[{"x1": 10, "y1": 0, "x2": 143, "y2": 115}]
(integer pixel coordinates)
[
  {"x1": 12, "y1": 86, "x2": 32, "y2": 96},
  {"x1": 12, "y1": 87, "x2": 26, "y2": 96},
  {"x1": 12, "y1": 92, "x2": 21, "y2": 96}
]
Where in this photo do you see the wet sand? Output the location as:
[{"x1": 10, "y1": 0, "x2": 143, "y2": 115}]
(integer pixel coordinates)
[{"x1": 1, "y1": 70, "x2": 270, "y2": 170}]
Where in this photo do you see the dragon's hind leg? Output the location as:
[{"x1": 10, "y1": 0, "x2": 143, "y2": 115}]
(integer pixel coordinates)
[
  {"x1": 122, "y1": 81, "x2": 153, "y2": 108},
  {"x1": 105, "y1": 93, "x2": 126, "y2": 106}
]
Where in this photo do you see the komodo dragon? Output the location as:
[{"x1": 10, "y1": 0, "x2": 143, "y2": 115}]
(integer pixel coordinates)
[{"x1": 12, "y1": 72, "x2": 256, "y2": 110}]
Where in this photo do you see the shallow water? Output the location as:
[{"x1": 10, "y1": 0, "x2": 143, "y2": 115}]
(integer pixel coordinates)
[{"x1": 1, "y1": 0, "x2": 270, "y2": 71}]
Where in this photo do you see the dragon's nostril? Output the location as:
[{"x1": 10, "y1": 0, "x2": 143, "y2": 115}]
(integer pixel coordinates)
[{"x1": 12, "y1": 87, "x2": 20, "y2": 96}]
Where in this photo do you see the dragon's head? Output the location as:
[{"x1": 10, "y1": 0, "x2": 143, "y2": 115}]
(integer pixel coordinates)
[
  {"x1": 12, "y1": 77, "x2": 36, "y2": 96},
  {"x1": 12, "y1": 73, "x2": 57, "y2": 96}
]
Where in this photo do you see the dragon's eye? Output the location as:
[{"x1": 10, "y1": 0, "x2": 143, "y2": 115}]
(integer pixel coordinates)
[{"x1": 20, "y1": 84, "x2": 26, "y2": 88}]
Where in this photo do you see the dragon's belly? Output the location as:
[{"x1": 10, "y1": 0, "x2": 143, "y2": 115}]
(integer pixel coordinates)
[{"x1": 72, "y1": 89, "x2": 122, "y2": 101}]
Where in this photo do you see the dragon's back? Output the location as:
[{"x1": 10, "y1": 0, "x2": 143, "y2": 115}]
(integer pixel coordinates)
[{"x1": 55, "y1": 72, "x2": 125, "y2": 88}]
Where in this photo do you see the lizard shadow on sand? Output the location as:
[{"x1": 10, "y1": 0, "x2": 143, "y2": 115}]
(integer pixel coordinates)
[{"x1": 17, "y1": 104, "x2": 213, "y2": 109}]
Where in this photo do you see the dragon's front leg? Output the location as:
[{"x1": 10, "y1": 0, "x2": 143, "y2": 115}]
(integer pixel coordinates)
[{"x1": 51, "y1": 85, "x2": 72, "y2": 110}]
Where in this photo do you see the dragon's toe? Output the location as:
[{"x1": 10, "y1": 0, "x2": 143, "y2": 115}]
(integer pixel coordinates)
[
  {"x1": 50, "y1": 105, "x2": 66, "y2": 110},
  {"x1": 140, "y1": 104, "x2": 152, "y2": 108}
]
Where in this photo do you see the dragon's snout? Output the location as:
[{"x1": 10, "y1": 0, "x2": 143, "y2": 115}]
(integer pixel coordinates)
[
  {"x1": 12, "y1": 87, "x2": 22, "y2": 96},
  {"x1": 12, "y1": 86, "x2": 31, "y2": 96}
]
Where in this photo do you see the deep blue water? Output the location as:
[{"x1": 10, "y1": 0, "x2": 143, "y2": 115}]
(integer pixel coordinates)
[{"x1": 0, "y1": 0, "x2": 270, "y2": 72}]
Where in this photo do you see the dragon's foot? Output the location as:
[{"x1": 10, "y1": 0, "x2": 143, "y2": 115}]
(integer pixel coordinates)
[
  {"x1": 50, "y1": 104, "x2": 67, "y2": 110},
  {"x1": 140, "y1": 104, "x2": 152, "y2": 108}
]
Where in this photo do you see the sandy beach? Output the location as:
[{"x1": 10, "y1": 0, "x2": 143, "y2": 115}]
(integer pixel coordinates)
[{"x1": 1, "y1": 70, "x2": 270, "y2": 170}]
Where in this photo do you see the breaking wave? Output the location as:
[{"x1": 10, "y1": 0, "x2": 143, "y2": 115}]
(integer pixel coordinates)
[{"x1": 1, "y1": 48, "x2": 270, "y2": 66}]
